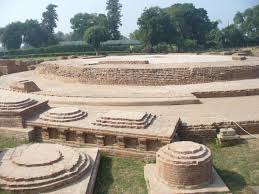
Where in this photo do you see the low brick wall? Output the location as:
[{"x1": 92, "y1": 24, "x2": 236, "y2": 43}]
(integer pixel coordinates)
[
  {"x1": 178, "y1": 120, "x2": 259, "y2": 143},
  {"x1": 36, "y1": 63, "x2": 259, "y2": 85},
  {"x1": 0, "y1": 59, "x2": 43, "y2": 75},
  {"x1": 193, "y1": 88, "x2": 259, "y2": 98},
  {"x1": 0, "y1": 60, "x2": 17, "y2": 75}
]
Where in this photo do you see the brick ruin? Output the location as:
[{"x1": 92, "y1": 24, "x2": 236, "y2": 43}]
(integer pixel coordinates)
[
  {"x1": 0, "y1": 59, "x2": 43, "y2": 75},
  {"x1": 0, "y1": 54, "x2": 259, "y2": 193},
  {"x1": 0, "y1": 93, "x2": 258, "y2": 159},
  {"x1": 0, "y1": 143, "x2": 100, "y2": 194},
  {"x1": 0, "y1": 95, "x2": 48, "y2": 128},
  {"x1": 9, "y1": 80, "x2": 41, "y2": 93},
  {"x1": 144, "y1": 141, "x2": 230, "y2": 193},
  {"x1": 36, "y1": 58, "x2": 259, "y2": 86}
]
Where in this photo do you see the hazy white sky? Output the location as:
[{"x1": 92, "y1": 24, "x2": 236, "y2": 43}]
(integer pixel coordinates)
[{"x1": 0, "y1": 0, "x2": 258, "y2": 36}]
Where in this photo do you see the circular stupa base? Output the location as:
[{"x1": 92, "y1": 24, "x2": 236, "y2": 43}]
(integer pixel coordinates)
[
  {"x1": 0, "y1": 95, "x2": 37, "y2": 110},
  {"x1": 40, "y1": 107, "x2": 87, "y2": 122},
  {"x1": 0, "y1": 143, "x2": 91, "y2": 193}
]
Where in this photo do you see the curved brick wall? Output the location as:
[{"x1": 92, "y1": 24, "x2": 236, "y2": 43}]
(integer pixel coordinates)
[
  {"x1": 156, "y1": 141, "x2": 213, "y2": 189},
  {"x1": 36, "y1": 63, "x2": 259, "y2": 86}
]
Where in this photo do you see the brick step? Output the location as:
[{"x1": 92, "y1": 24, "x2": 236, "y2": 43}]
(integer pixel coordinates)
[
  {"x1": 0, "y1": 98, "x2": 37, "y2": 110},
  {"x1": 40, "y1": 112, "x2": 87, "y2": 122},
  {"x1": 96, "y1": 113, "x2": 151, "y2": 125},
  {"x1": 93, "y1": 114, "x2": 156, "y2": 129}
]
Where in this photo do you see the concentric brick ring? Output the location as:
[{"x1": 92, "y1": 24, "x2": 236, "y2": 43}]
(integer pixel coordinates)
[
  {"x1": 0, "y1": 143, "x2": 91, "y2": 193},
  {"x1": 156, "y1": 141, "x2": 213, "y2": 189},
  {"x1": 40, "y1": 107, "x2": 87, "y2": 122}
]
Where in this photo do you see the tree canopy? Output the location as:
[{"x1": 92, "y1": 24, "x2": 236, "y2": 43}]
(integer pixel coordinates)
[
  {"x1": 83, "y1": 26, "x2": 109, "y2": 55},
  {"x1": 165, "y1": 3, "x2": 218, "y2": 45},
  {"x1": 137, "y1": 7, "x2": 176, "y2": 46},
  {"x1": 41, "y1": 4, "x2": 58, "y2": 34},
  {"x1": 234, "y1": 4, "x2": 259, "y2": 45},
  {"x1": 1, "y1": 22, "x2": 24, "y2": 50},
  {"x1": 23, "y1": 20, "x2": 48, "y2": 48},
  {"x1": 106, "y1": 0, "x2": 122, "y2": 40},
  {"x1": 70, "y1": 13, "x2": 108, "y2": 40}
]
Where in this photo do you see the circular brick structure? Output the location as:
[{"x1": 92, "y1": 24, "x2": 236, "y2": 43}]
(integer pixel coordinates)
[
  {"x1": 0, "y1": 95, "x2": 37, "y2": 110},
  {"x1": 156, "y1": 141, "x2": 213, "y2": 189},
  {"x1": 0, "y1": 143, "x2": 91, "y2": 193},
  {"x1": 40, "y1": 107, "x2": 87, "y2": 122},
  {"x1": 36, "y1": 55, "x2": 259, "y2": 86}
]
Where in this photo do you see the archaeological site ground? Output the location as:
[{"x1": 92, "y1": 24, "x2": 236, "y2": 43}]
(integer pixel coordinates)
[{"x1": 0, "y1": 53, "x2": 259, "y2": 194}]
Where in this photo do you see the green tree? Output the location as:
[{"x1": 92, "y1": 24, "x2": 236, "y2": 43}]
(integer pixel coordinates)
[
  {"x1": 41, "y1": 4, "x2": 58, "y2": 34},
  {"x1": 234, "y1": 4, "x2": 259, "y2": 45},
  {"x1": 71, "y1": 13, "x2": 108, "y2": 40},
  {"x1": 23, "y1": 20, "x2": 48, "y2": 47},
  {"x1": 165, "y1": 3, "x2": 218, "y2": 46},
  {"x1": 205, "y1": 28, "x2": 223, "y2": 48},
  {"x1": 83, "y1": 26, "x2": 109, "y2": 55},
  {"x1": 54, "y1": 31, "x2": 65, "y2": 42},
  {"x1": 1, "y1": 22, "x2": 24, "y2": 50},
  {"x1": 137, "y1": 7, "x2": 176, "y2": 46},
  {"x1": 221, "y1": 24, "x2": 245, "y2": 48},
  {"x1": 106, "y1": 0, "x2": 122, "y2": 40}
]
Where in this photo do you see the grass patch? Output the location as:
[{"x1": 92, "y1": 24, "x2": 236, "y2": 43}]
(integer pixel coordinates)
[
  {"x1": 0, "y1": 136, "x2": 29, "y2": 149},
  {"x1": 208, "y1": 139, "x2": 259, "y2": 193},
  {"x1": 94, "y1": 155, "x2": 147, "y2": 194}
]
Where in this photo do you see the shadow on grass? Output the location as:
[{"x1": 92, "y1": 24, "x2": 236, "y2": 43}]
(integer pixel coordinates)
[
  {"x1": 94, "y1": 155, "x2": 113, "y2": 194},
  {"x1": 216, "y1": 167, "x2": 247, "y2": 192}
]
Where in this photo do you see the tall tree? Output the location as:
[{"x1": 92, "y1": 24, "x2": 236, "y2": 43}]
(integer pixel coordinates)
[
  {"x1": 1, "y1": 22, "x2": 24, "y2": 50},
  {"x1": 84, "y1": 26, "x2": 109, "y2": 55},
  {"x1": 23, "y1": 20, "x2": 48, "y2": 47},
  {"x1": 70, "y1": 13, "x2": 108, "y2": 40},
  {"x1": 234, "y1": 4, "x2": 259, "y2": 45},
  {"x1": 137, "y1": 7, "x2": 176, "y2": 46},
  {"x1": 106, "y1": 0, "x2": 122, "y2": 40},
  {"x1": 221, "y1": 24, "x2": 245, "y2": 48},
  {"x1": 41, "y1": 4, "x2": 58, "y2": 34}
]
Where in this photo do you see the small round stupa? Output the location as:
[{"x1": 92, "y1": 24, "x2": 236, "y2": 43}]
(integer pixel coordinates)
[
  {"x1": 40, "y1": 107, "x2": 87, "y2": 122},
  {"x1": 0, "y1": 143, "x2": 91, "y2": 193},
  {"x1": 0, "y1": 95, "x2": 37, "y2": 111},
  {"x1": 156, "y1": 141, "x2": 213, "y2": 189}
]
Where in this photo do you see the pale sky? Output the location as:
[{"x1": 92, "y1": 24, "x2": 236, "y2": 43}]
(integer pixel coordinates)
[{"x1": 0, "y1": 0, "x2": 258, "y2": 36}]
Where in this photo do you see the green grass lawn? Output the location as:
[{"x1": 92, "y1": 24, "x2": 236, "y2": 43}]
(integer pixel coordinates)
[
  {"x1": 0, "y1": 136, "x2": 29, "y2": 149},
  {"x1": 94, "y1": 155, "x2": 147, "y2": 194},
  {"x1": 208, "y1": 139, "x2": 259, "y2": 194},
  {"x1": 0, "y1": 136, "x2": 258, "y2": 194}
]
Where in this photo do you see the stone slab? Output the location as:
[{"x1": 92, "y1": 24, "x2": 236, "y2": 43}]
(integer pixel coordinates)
[{"x1": 144, "y1": 164, "x2": 230, "y2": 194}]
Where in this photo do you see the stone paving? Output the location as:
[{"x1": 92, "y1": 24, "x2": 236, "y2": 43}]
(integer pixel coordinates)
[{"x1": 1, "y1": 71, "x2": 259, "y2": 98}]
